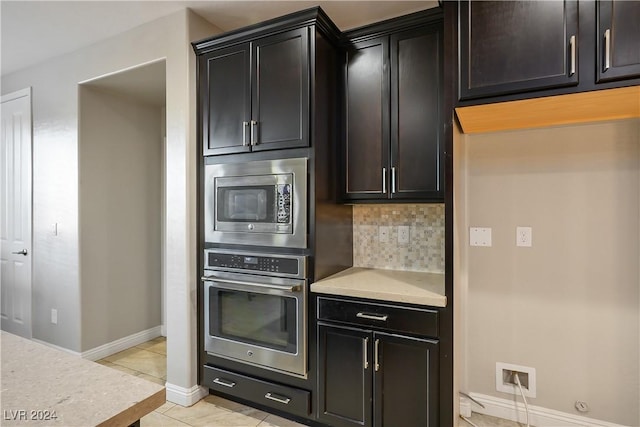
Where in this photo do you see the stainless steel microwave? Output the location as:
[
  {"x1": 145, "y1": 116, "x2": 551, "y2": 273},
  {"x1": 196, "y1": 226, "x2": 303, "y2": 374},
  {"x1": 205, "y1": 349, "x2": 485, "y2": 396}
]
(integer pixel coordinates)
[{"x1": 204, "y1": 158, "x2": 307, "y2": 248}]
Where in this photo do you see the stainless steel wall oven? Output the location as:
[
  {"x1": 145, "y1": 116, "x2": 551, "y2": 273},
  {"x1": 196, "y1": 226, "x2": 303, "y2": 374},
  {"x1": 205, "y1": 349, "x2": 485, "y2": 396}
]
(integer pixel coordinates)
[
  {"x1": 204, "y1": 158, "x2": 307, "y2": 249},
  {"x1": 202, "y1": 249, "x2": 308, "y2": 378}
]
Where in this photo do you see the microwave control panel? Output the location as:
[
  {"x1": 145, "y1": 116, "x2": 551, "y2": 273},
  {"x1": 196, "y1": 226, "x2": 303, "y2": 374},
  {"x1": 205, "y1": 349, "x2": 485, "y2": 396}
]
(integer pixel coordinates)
[{"x1": 276, "y1": 184, "x2": 291, "y2": 224}]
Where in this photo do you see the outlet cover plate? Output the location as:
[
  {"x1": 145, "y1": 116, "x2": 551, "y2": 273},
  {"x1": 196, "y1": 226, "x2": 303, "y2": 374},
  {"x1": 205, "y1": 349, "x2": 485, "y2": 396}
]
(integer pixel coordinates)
[
  {"x1": 397, "y1": 226, "x2": 410, "y2": 244},
  {"x1": 516, "y1": 226, "x2": 532, "y2": 247},
  {"x1": 470, "y1": 227, "x2": 492, "y2": 247},
  {"x1": 496, "y1": 362, "x2": 536, "y2": 397}
]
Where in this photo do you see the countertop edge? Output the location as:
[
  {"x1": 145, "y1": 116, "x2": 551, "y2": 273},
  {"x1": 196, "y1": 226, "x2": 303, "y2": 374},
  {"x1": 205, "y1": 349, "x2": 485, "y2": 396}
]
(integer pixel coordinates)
[
  {"x1": 97, "y1": 388, "x2": 166, "y2": 427},
  {"x1": 310, "y1": 283, "x2": 447, "y2": 308}
]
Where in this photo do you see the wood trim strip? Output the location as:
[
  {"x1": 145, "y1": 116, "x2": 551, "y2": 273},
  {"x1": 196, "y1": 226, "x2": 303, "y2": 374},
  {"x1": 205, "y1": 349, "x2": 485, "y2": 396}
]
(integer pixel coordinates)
[
  {"x1": 455, "y1": 86, "x2": 640, "y2": 134},
  {"x1": 98, "y1": 388, "x2": 166, "y2": 427}
]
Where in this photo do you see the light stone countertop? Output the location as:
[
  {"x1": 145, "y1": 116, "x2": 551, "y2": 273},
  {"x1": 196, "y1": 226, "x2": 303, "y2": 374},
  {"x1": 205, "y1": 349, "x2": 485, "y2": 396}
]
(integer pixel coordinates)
[
  {"x1": 311, "y1": 267, "x2": 446, "y2": 307},
  {"x1": 0, "y1": 331, "x2": 165, "y2": 426}
]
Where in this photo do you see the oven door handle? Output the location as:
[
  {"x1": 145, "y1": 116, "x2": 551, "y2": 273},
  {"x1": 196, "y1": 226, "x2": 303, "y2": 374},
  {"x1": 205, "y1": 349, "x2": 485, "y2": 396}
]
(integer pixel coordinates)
[{"x1": 201, "y1": 276, "x2": 301, "y2": 292}]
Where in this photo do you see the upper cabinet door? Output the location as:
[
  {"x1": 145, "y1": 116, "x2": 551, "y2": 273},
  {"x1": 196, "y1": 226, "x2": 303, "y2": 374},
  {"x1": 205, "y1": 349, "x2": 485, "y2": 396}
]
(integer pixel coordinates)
[
  {"x1": 202, "y1": 44, "x2": 251, "y2": 156},
  {"x1": 597, "y1": 0, "x2": 640, "y2": 82},
  {"x1": 251, "y1": 28, "x2": 309, "y2": 151},
  {"x1": 390, "y1": 25, "x2": 443, "y2": 200},
  {"x1": 342, "y1": 37, "x2": 390, "y2": 200},
  {"x1": 459, "y1": 0, "x2": 579, "y2": 100}
]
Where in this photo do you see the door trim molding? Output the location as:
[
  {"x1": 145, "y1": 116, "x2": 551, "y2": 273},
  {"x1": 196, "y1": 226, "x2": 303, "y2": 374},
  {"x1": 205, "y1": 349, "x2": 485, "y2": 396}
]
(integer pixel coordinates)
[{"x1": 1, "y1": 87, "x2": 31, "y2": 103}]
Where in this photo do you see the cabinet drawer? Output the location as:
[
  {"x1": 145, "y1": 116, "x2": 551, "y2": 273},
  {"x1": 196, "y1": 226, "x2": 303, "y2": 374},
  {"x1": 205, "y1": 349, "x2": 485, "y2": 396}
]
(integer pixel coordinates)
[
  {"x1": 317, "y1": 297, "x2": 438, "y2": 338},
  {"x1": 203, "y1": 365, "x2": 310, "y2": 418}
]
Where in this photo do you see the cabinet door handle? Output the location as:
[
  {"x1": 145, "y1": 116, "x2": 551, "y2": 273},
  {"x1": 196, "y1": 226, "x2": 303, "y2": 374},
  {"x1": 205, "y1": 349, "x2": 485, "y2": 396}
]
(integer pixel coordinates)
[
  {"x1": 391, "y1": 167, "x2": 396, "y2": 194},
  {"x1": 374, "y1": 339, "x2": 380, "y2": 372},
  {"x1": 356, "y1": 312, "x2": 389, "y2": 322},
  {"x1": 382, "y1": 168, "x2": 387, "y2": 194},
  {"x1": 363, "y1": 337, "x2": 369, "y2": 369},
  {"x1": 213, "y1": 377, "x2": 236, "y2": 388},
  {"x1": 250, "y1": 120, "x2": 258, "y2": 146},
  {"x1": 242, "y1": 121, "x2": 249, "y2": 146},
  {"x1": 569, "y1": 35, "x2": 576, "y2": 76},
  {"x1": 604, "y1": 29, "x2": 611, "y2": 71},
  {"x1": 264, "y1": 392, "x2": 291, "y2": 405}
]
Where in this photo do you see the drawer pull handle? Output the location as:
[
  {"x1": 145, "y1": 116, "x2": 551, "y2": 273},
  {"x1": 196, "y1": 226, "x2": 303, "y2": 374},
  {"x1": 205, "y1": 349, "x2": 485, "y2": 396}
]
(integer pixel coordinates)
[
  {"x1": 213, "y1": 377, "x2": 236, "y2": 388},
  {"x1": 356, "y1": 312, "x2": 389, "y2": 322},
  {"x1": 264, "y1": 392, "x2": 291, "y2": 405}
]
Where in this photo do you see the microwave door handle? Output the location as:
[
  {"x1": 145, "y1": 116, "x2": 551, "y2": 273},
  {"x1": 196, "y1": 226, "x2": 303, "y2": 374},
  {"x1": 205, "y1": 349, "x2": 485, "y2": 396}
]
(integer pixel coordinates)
[{"x1": 201, "y1": 276, "x2": 301, "y2": 293}]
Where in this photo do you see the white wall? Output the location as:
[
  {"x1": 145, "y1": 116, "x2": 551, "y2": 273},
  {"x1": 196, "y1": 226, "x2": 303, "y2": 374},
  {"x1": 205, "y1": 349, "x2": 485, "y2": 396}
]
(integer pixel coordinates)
[
  {"x1": 458, "y1": 120, "x2": 640, "y2": 426},
  {"x1": 1, "y1": 8, "x2": 220, "y2": 403},
  {"x1": 78, "y1": 86, "x2": 163, "y2": 351}
]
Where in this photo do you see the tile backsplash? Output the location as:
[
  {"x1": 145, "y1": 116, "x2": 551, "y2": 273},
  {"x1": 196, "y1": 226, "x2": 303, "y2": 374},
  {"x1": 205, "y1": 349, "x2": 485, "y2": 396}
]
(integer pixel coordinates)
[{"x1": 353, "y1": 204, "x2": 445, "y2": 273}]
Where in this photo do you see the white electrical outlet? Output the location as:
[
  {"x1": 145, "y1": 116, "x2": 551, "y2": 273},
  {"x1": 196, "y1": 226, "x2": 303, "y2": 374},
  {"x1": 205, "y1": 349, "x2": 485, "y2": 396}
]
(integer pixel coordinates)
[
  {"x1": 397, "y1": 226, "x2": 410, "y2": 244},
  {"x1": 51, "y1": 309, "x2": 58, "y2": 325},
  {"x1": 496, "y1": 362, "x2": 536, "y2": 397},
  {"x1": 469, "y1": 227, "x2": 492, "y2": 247},
  {"x1": 379, "y1": 226, "x2": 390, "y2": 243},
  {"x1": 516, "y1": 226, "x2": 532, "y2": 247}
]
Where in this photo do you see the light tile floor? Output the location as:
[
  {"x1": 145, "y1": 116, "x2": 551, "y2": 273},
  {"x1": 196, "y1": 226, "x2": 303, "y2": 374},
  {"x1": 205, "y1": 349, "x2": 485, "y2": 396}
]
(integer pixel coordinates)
[
  {"x1": 97, "y1": 337, "x2": 524, "y2": 427},
  {"x1": 464, "y1": 413, "x2": 529, "y2": 427},
  {"x1": 96, "y1": 337, "x2": 305, "y2": 426}
]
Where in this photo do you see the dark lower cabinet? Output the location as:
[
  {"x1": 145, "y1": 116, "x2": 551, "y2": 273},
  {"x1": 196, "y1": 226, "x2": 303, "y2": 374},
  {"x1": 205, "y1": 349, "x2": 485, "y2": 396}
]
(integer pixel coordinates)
[
  {"x1": 374, "y1": 333, "x2": 438, "y2": 427},
  {"x1": 597, "y1": 0, "x2": 640, "y2": 82},
  {"x1": 318, "y1": 325, "x2": 372, "y2": 427},
  {"x1": 318, "y1": 324, "x2": 439, "y2": 427}
]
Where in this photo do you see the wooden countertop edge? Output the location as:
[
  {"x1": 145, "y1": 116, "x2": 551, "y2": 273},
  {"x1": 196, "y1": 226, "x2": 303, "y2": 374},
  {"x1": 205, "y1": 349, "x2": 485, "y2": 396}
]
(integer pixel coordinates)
[{"x1": 97, "y1": 388, "x2": 166, "y2": 427}]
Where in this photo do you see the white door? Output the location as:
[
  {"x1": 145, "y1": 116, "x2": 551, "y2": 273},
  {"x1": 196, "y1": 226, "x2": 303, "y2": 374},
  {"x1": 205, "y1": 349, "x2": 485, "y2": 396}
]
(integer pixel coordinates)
[{"x1": 1, "y1": 88, "x2": 32, "y2": 338}]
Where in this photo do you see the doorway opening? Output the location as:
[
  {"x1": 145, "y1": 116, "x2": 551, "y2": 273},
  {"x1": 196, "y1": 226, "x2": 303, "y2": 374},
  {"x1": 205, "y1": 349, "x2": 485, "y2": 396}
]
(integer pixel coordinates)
[{"x1": 78, "y1": 60, "x2": 167, "y2": 358}]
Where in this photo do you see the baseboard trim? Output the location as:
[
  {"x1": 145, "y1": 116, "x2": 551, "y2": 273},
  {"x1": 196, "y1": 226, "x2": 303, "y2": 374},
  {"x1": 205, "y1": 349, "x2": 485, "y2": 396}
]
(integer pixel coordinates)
[
  {"x1": 469, "y1": 393, "x2": 627, "y2": 427},
  {"x1": 165, "y1": 383, "x2": 208, "y2": 407},
  {"x1": 81, "y1": 326, "x2": 162, "y2": 361},
  {"x1": 32, "y1": 338, "x2": 82, "y2": 357}
]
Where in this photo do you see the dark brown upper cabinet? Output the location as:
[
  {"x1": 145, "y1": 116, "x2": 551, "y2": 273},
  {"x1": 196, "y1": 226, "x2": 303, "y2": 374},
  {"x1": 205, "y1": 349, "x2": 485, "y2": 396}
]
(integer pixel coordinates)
[
  {"x1": 198, "y1": 27, "x2": 309, "y2": 156},
  {"x1": 341, "y1": 10, "x2": 444, "y2": 202},
  {"x1": 458, "y1": 0, "x2": 579, "y2": 101},
  {"x1": 596, "y1": 0, "x2": 640, "y2": 83}
]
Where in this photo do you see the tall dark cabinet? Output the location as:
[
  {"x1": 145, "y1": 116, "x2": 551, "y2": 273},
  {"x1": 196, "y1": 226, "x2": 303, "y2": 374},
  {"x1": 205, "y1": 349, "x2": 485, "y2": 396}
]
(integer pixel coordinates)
[
  {"x1": 200, "y1": 28, "x2": 309, "y2": 156},
  {"x1": 341, "y1": 10, "x2": 444, "y2": 202}
]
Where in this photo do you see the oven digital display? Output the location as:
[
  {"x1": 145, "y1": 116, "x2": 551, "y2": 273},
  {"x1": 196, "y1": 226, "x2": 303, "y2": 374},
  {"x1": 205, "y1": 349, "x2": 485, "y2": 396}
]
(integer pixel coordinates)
[{"x1": 243, "y1": 256, "x2": 258, "y2": 265}]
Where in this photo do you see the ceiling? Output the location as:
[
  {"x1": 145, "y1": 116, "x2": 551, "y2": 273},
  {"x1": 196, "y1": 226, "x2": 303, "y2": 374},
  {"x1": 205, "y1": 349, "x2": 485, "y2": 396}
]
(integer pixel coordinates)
[{"x1": 0, "y1": 0, "x2": 438, "y2": 77}]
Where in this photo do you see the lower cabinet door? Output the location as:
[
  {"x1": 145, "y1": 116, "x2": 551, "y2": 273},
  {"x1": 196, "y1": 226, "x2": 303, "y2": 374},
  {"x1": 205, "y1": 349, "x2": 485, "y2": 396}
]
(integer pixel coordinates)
[
  {"x1": 318, "y1": 324, "x2": 372, "y2": 427},
  {"x1": 373, "y1": 333, "x2": 439, "y2": 427}
]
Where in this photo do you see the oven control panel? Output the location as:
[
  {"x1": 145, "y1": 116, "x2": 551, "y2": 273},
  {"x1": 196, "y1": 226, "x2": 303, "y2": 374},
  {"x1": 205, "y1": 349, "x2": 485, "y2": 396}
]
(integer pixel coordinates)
[{"x1": 205, "y1": 250, "x2": 305, "y2": 277}]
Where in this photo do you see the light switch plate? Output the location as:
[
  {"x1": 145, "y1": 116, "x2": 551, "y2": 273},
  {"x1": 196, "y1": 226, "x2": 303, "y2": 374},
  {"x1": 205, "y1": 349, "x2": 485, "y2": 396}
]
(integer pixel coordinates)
[
  {"x1": 470, "y1": 227, "x2": 492, "y2": 247},
  {"x1": 379, "y1": 226, "x2": 390, "y2": 243}
]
